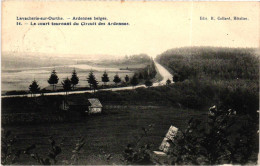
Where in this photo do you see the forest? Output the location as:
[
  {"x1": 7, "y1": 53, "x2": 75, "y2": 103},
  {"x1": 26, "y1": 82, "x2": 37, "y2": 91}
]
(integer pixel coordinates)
[
  {"x1": 156, "y1": 47, "x2": 259, "y2": 115},
  {"x1": 2, "y1": 47, "x2": 259, "y2": 165}
]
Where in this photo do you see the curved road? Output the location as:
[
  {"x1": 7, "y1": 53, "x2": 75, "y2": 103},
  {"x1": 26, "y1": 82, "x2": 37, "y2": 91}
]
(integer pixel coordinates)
[
  {"x1": 2, "y1": 61, "x2": 173, "y2": 98},
  {"x1": 153, "y1": 61, "x2": 173, "y2": 86}
]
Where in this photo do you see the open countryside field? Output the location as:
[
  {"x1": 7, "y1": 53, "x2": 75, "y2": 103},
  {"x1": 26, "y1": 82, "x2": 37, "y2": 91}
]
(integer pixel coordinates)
[{"x1": 3, "y1": 105, "x2": 207, "y2": 165}]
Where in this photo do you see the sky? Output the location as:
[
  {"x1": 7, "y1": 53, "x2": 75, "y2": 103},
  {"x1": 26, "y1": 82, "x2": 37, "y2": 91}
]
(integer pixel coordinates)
[{"x1": 2, "y1": 1, "x2": 259, "y2": 58}]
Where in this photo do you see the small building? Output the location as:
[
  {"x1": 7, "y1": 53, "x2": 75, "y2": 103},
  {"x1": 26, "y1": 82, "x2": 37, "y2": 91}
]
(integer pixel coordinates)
[
  {"x1": 87, "y1": 98, "x2": 102, "y2": 114},
  {"x1": 59, "y1": 98, "x2": 102, "y2": 114}
]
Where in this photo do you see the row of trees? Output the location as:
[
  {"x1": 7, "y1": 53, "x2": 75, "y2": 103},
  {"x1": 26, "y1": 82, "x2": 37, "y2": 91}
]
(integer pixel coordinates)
[
  {"x1": 28, "y1": 68, "x2": 156, "y2": 96},
  {"x1": 47, "y1": 69, "x2": 79, "y2": 91}
]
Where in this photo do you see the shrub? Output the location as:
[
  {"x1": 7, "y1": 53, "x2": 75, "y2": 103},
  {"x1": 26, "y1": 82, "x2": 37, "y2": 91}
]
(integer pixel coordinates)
[
  {"x1": 1, "y1": 130, "x2": 21, "y2": 165},
  {"x1": 122, "y1": 124, "x2": 154, "y2": 165},
  {"x1": 24, "y1": 136, "x2": 85, "y2": 165},
  {"x1": 24, "y1": 137, "x2": 61, "y2": 165},
  {"x1": 167, "y1": 105, "x2": 258, "y2": 165}
]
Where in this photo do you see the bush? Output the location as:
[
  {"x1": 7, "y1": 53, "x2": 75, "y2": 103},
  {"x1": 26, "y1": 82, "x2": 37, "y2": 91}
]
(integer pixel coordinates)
[
  {"x1": 122, "y1": 125, "x2": 154, "y2": 165},
  {"x1": 169, "y1": 105, "x2": 258, "y2": 165},
  {"x1": 121, "y1": 105, "x2": 258, "y2": 165},
  {"x1": 1, "y1": 130, "x2": 21, "y2": 165}
]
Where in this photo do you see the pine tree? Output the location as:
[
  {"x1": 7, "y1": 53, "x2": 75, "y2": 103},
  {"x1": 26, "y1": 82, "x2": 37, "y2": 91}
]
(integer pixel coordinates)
[
  {"x1": 102, "y1": 71, "x2": 109, "y2": 86},
  {"x1": 48, "y1": 70, "x2": 59, "y2": 91},
  {"x1": 71, "y1": 69, "x2": 79, "y2": 90},
  {"x1": 149, "y1": 61, "x2": 157, "y2": 78},
  {"x1": 144, "y1": 78, "x2": 153, "y2": 88},
  {"x1": 139, "y1": 73, "x2": 144, "y2": 80},
  {"x1": 113, "y1": 74, "x2": 121, "y2": 86},
  {"x1": 125, "y1": 75, "x2": 130, "y2": 84},
  {"x1": 87, "y1": 71, "x2": 98, "y2": 92},
  {"x1": 130, "y1": 75, "x2": 139, "y2": 88},
  {"x1": 62, "y1": 77, "x2": 72, "y2": 96},
  {"x1": 29, "y1": 80, "x2": 40, "y2": 97},
  {"x1": 143, "y1": 69, "x2": 149, "y2": 79},
  {"x1": 173, "y1": 73, "x2": 180, "y2": 82}
]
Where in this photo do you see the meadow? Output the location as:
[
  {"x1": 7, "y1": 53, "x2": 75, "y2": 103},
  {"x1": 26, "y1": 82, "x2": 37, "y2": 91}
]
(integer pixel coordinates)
[{"x1": 2, "y1": 102, "x2": 207, "y2": 165}]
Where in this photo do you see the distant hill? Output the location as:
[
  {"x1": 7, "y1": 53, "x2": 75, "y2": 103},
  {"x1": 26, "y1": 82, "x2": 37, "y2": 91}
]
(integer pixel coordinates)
[
  {"x1": 156, "y1": 46, "x2": 259, "y2": 81},
  {"x1": 78, "y1": 54, "x2": 152, "y2": 67},
  {"x1": 1, "y1": 52, "x2": 122, "y2": 69},
  {"x1": 1, "y1": 52, "x2": 152, "y2": 70},
  {"x1": 156, "y1": 46, "x2": 259, "y2": 61},
  {"x1": 1, "y1": 53, "x2": 76, "y2": 69}
]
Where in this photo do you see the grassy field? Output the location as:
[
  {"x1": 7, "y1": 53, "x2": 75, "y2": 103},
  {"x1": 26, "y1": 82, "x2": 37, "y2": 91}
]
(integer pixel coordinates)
[{"x1": 3, "y1": 105, "x2": 207, "y2": 165}]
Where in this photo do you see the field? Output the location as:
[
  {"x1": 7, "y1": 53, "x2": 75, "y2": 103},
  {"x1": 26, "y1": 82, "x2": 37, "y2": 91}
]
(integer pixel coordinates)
[{"x1": 3, "y1": 105, "x2": 207, "y2": 165}]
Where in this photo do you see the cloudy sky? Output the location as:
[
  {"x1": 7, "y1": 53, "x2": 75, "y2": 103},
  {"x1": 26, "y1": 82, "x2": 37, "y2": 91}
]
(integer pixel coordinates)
[{"x1": 2, "y1": 1, "x2": 259, "y2": 57}]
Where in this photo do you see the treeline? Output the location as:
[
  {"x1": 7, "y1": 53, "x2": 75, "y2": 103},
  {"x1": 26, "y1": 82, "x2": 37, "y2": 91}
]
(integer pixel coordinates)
[
  {"x1": 133, "y1": 61, "x2": 157, "y2": 80},
  {"x1": 77, "y1": 54, "x2": 152, "y2": 66},
  {"x1": 157, "y1": 47, "x2": 259, "y2": 81},
  {"x1": 28, "y1": 60, "x2": 157, "y2": 96},
  {"x1": 123, "y1": 54, "x2": 152, "y2": 64},
  {"x1": 131, "y1": 60, "x2": 157, "y2": 87},
  {"x1": 156, "y1": 47, "x2": 259, "y2": 116}
]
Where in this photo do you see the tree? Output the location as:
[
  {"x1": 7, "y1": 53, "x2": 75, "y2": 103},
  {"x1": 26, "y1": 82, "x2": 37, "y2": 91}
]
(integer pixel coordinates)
[
  {"x1": 144, "y1": 79, "x2": 153, "y2": 88},
  {"x1": 87, "y1": 71, "x2": 98, "y2": 92},
  {"x1": 166, "y1": 78, "x2": 171, "y2": 85},
  {"x1": 113, "y1": 74, "x2": 121, "y2": 86},
  {"x1": 101, "y1": 71, "x2": 109, "y2": 86},
  {"x1": 172, "y1": 73, "x2": 180, "y2": 82},
  {"x1": 139, "y1": 73, "x2": 144, "y2": 80},
  {"x1": 130, "y1": 75, "x2": 139, "y2": 88},
  {"x1": 125, "y1": 75, "x2": 130, "y2": 84},
  {"x1": 29, "y1": 80, "x2": 40, "y2": 97},
  {"x1": 70, "y1": 69, "x2": 79, "y2": 90},
  {"x1": 125, "y1": 75, "x2": 129, "y2": 83},
  {"x1": 48, "y1": 70, "x2": 59, "y2": 91},
  {"x1": 143, "y1": 69, "x2": 149, "y2": 79},
  {"x1": 62, "y1": 77, "x2": 72, "y2": 96},
  {"x1": 149, "y1": 61, "x2": 157, "y2": 78}
]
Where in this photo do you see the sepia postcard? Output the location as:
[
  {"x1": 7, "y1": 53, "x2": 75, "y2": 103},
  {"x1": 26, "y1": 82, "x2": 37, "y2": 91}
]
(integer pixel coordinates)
[{"x1": 1, "y1": 1, "x2": 259, "y2": 165}]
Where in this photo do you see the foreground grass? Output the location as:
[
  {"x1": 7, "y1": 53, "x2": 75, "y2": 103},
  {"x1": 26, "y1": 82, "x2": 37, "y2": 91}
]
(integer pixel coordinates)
[{"x1": 3, "y1": 106, "x2": 207, "y2": 165}]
